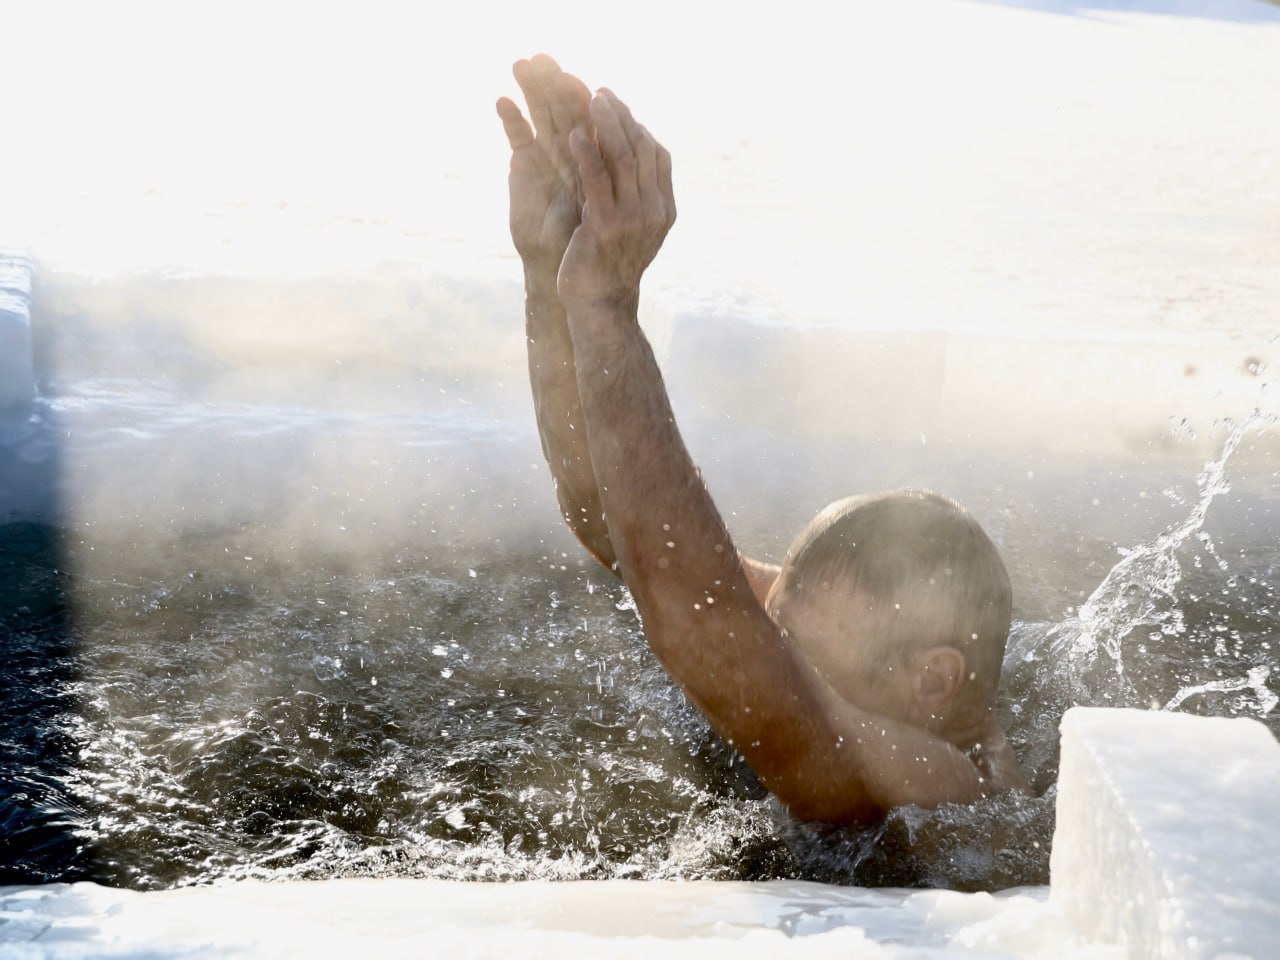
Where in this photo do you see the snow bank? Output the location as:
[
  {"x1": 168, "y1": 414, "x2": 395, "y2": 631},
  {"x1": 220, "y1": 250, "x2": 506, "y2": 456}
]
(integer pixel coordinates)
[
  {"x1": 0, "y1": 878, "x2": 1095, "y2": 960},
  {"x1": 1052, "y1": 707, "x2": 1280, "y2": 959}
]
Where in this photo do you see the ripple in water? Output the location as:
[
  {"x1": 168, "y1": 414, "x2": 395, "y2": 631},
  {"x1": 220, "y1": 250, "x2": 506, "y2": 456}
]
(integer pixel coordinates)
[{"x1": 1, "y1": 417, "x2": 1276, "y2": 891}]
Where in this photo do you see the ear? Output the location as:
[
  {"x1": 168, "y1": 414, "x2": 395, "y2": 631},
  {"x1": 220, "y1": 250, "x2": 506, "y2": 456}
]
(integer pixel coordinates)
[{"x1": 911, "y1": 645, "x2": 965, "y2": 714}]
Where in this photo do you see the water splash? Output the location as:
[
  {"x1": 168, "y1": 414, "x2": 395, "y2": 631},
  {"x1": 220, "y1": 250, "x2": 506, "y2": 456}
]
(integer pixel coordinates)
[
  {"x1": 1062, "y1": 409, "x2": 1263, "y2": 687},
  {"x1": 1164, "y1": 664, "x2": 1277, "y2": 717}
]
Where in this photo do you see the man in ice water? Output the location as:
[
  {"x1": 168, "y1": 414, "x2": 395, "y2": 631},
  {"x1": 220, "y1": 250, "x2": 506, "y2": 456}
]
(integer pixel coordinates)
[{"x1": 497, "y1": 56, "x2": 1031, "y2": 822}]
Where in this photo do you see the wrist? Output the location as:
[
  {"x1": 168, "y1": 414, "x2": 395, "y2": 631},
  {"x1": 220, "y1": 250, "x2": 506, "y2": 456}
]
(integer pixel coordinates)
[
  {"x1": 523, "y1": 260, "x2": 563, "y2": 300},
  {"x1": 559, "y1": 287, "x2": 641, "y2": 316}
]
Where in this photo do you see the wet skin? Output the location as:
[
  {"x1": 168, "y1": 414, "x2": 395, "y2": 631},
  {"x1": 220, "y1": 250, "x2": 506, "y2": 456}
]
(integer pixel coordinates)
[{"x1": 498, "y1": 55, "x2": 1029, "y2": 822}]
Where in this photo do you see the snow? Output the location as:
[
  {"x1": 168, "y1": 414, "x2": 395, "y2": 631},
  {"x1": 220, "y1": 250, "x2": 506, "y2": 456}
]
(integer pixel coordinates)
[
  {"x1": 3, "y1": 0, "x2": 1279, "y2": 352},
  {"x1": 1052, "y1": 707, "x2": 1280, "y2": 959},
  {"x1": 0, "y1": 878, "x2": 1103, "y2": 960},
  {"x1": 4, "y1": 0, "x2": 1276, "y2": 470}
]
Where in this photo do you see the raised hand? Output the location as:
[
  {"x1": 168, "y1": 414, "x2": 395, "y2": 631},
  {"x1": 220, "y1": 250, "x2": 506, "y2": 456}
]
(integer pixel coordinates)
[
  {"x1": 558, "y1": 90, "x2": 676, "y2": 306},
  {"x1": 496, "y1": 55, "x2": 592, "y2": 278}
]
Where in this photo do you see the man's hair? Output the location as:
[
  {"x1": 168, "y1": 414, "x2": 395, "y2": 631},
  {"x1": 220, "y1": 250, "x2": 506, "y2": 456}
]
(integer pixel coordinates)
[{"x1": 781, "y1": 490, "x2": 1012, "y2": 715}]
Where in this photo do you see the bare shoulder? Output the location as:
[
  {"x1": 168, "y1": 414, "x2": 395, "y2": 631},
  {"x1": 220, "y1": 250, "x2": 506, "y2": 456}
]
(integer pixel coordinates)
[{"x1": 739, "y1": 554, "x2": 781, "y2": 607}]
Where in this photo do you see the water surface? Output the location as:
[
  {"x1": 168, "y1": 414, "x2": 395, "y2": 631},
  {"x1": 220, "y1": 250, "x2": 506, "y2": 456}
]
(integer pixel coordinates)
[{"x1": 3, "y1": 314, "x2": 1276, "y2": 892}]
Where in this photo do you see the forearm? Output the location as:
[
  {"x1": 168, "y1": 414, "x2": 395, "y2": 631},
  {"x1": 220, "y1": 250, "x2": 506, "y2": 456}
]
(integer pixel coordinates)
[
  {"x1": 562, "y1": 301, "x2": 985, "y2": 814},
  {"x1": 563, "y1": 297, "x2": 769, "y2": 694},
  {"x1": 524, "y1": 267, "x2": 617, "y2": 570},
  {"x1": 562, "y1": 299, "x2": 860, "y2": 805},
  {"x1": 531, "y1": 278, "x2": 773, "y2": 590}
]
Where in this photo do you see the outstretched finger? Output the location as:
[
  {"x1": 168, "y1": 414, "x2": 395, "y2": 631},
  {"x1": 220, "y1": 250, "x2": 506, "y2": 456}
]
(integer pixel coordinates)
[
  {"x1": 531, "y1": 54, "x2": 574, "y2": 137},
  {"x1": 590, "y1": 94, "x2": 638, "y2": 208},
  {"x1": 513, "y1": 58, "x2": 554, "y2": 136},
  {"x1": 554, "y1": 70, "x2": 593, "y2": 137},
  {"x1": 570, "y1": 125, "x2": 614, "y2": 217},
  {"x1": 548, "y1": 68, "x2": 593, "y2": 173},
  {"x1": 597, "y1": 88, "x2": 641, "y2": 147},
  {"x1": 496, "y1": 97, "x2": 535, "y2": 150},
  {"x1": 530, "y1": 52, "x2": 564, "y2": 76}
]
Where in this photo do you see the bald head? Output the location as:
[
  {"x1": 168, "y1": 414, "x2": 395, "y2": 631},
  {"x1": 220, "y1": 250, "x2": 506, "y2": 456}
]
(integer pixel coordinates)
[{"x1": 770, "y1": 490, "x2": 1012, "y2": 726}]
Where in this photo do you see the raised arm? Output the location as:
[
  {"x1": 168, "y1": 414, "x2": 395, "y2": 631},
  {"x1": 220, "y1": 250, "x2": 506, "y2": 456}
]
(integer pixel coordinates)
[
  {"x1": 499, "y1": 59, "x2": 774, "y2": 582},
  {"x1": 497, "y1": 56, "x2": 615, "y2": 568},
  {"x1": 558, "y1": 92, "x2": 997, "y2": 822}
]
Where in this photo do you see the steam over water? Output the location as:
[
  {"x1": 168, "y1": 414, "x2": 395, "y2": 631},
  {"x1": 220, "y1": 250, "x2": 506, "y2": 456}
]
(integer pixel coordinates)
[{"x1": 2, "y1": 274, "x2": 1277, "y2": 892}]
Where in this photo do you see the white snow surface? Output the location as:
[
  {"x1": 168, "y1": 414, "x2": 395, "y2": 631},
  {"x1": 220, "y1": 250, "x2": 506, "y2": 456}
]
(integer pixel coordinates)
[
  {"x1": 0, "y1": 878, "x2": 1108, "y2": 960},
  {"x1": 1052, "y1": 708, "x2": 1280, "y2": 960},
  {"x1": 2, "y1": 0, "x2": 1277, "y2": 347}
]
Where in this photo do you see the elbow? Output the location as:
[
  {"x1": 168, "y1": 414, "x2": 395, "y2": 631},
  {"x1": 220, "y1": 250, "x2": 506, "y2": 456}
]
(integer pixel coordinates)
[
  {"x1": 771, "y1": 778, "x2": 884, "y2": 825},
  {"x1": 556, "y1": 497, "x2": 618, "y2": 573},
  {"x1": 752, "y1": 745, "x2": 885, "y2": 825},
  {"x1": 567, "y1": 520, "x2": 619, "y2": 576}
]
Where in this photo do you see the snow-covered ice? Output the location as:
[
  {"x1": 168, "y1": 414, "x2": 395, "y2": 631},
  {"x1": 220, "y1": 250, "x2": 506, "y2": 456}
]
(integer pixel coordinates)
[
  {"x1": 0, "y1": 253, "x2": 34, "y2": 411},
  {"x1": 1053, "y1": 707, "x2": 1280, "y2": 959},
  {"x1": 0, "y1": 877, "x2": 1103, "y2": 960}
]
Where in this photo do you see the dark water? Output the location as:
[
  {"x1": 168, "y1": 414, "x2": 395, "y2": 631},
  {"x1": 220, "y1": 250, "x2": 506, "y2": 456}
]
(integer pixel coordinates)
[
  {"x1": 3, "y1": 298, "x2": 1278, "y2": 893},
  {"x1": 0, "y1": 516, "x2": 1057, "y2": 891},
  {"x1": 4, "y1": 423, "x2": 1276, "y2": 895}
]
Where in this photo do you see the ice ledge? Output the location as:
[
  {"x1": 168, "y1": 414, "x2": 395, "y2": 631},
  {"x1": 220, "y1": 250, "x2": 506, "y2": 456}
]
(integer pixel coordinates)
[
  {"x1": 0, "y1": 251, "x2": 35, "y2": 411},
  {"x1": 1052, "y1": 706, "x2": 1280, "y2": 960},
  {"x1": 0, "y1": 251, "x2": 55, "y2": 522},
  {"x1": 0, "y1": 878, "x2": 1086, "y2": 959}
]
